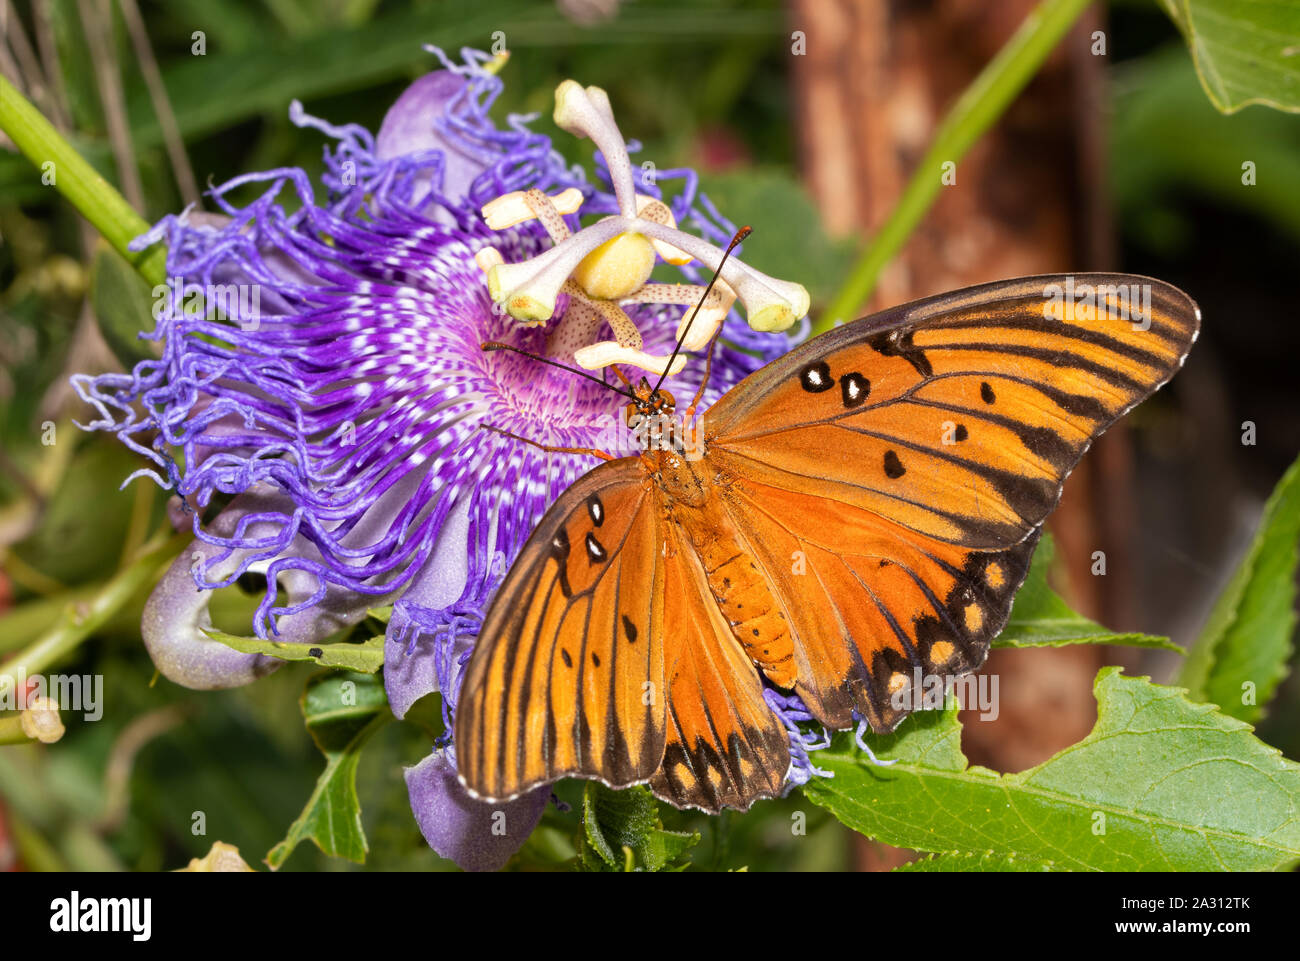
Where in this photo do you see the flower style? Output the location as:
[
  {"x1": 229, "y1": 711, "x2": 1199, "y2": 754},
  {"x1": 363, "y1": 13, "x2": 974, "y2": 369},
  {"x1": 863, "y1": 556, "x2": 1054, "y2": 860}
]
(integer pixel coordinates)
[{"x1": 73, "y1": 48, "x2": 825, "y2": 870}]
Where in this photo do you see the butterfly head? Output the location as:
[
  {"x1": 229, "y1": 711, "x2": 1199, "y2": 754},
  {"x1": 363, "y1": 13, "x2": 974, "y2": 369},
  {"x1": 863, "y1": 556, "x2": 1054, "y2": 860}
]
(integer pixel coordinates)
[{"x1": 626, "y1": 376, "x2": 676, "y2": 426}]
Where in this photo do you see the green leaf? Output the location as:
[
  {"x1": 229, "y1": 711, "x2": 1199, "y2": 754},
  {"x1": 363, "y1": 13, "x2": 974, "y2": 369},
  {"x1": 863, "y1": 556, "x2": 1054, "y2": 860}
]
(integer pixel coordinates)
[
  {"x1": 803, "y1": 668, "x2": 1300, "y2": 871},
  {"x1": 580, "y1": 783, "x2": 698, "y2": 872},
  {"x1": 1111, "y1": 45, "x2": 1300, "y2": 252},
  {"x1": 266, "y1": 671, "x2": 390, "y2": 869},
  {"x1": 204, "y1": 629, "x2": 385, "y2": 674},
  {"x1": 1179, "y1": 454, "x2": 1300, "y2": 721},
  {"x1": 994, "y1": 536, "x2": 1181, "y2": 653},
  {"x1": 90, "y1": 244, "x2": 160, "y2": 366},
  {"x1": 1159, "y1": 0, "x2": 1300, "y2": 114},
  {"x1": 895, "y1": 851, "x2": 1056, "y2": 872}
]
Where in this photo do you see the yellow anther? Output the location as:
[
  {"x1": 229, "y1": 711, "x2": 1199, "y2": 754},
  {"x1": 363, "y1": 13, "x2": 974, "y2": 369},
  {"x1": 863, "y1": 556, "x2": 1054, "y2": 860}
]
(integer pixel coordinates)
[
  {"x1": 474, "y1": 247, "x2": 505, "y2": 273},
  {"x1": 573, "y1": 341, "x2": 686, "y2": 377},
  {"x1": 748, "y1": 303, "x2": 796, "y2": 333},
  {"x1": 482, "y1": 188, "x2": 584, "y2": 230}
]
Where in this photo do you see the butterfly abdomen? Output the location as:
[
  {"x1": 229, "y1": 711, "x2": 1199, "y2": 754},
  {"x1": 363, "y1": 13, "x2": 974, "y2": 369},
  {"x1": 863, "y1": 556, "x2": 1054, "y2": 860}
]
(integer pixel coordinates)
[{"x1": 679, "y1": 509, "x2": 796, "y2": 688}]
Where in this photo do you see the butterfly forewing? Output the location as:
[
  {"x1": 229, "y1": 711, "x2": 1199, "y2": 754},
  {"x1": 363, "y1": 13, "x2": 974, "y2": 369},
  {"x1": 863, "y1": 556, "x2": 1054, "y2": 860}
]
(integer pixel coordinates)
[
  {"x1": 696, "y1": 273, "x2": 1197, "y2": 732},
  {"x1": 705, "y1": 274, "x2": 1200, "y2": 549},
  {"x1": 456, "y1": 458, "x2": 668, "y2": 802}
]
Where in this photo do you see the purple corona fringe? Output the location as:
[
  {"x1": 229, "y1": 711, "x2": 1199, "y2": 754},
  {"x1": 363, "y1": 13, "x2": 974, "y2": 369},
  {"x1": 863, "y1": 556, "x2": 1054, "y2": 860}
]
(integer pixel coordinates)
[
  {"x1": 764, "y1": 688, "x2": 834, "y2": 790},
  {"x1": 852, "y1": 711, "x2": 900, "y2": 767}
]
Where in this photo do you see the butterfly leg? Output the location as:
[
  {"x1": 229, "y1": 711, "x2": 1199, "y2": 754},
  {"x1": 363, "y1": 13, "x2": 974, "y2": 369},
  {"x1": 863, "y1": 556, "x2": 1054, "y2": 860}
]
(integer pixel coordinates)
[{"x1": 479, "y1": 423, "x2": 616, "y2": 462}]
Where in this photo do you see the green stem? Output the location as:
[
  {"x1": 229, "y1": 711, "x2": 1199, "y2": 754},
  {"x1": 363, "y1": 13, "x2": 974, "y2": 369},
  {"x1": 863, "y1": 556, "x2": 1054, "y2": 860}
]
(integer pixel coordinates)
[
  {"x1": 0, "y1": 530, "x2": 187, "y2": 700},
  {"x1": 8, "y1": 813, "x2": 68, "y2": 872},
  {"x1": 0, "y1": 714, "x2": 32, "y2": 745},
  {"x1": 815, "y1": 0, "x2": 1093, "y2": 334},
  {"x1": 0, "y1": 75, "x2": 166, "y2": 287}
]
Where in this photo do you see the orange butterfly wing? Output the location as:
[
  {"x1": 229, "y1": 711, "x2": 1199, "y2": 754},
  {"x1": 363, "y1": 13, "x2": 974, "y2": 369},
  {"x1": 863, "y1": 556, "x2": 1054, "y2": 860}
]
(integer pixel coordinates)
[
  {"x1": 716, "y1": 476, "x2": 1038, "y2": 731},
  {"x1": 705, "y1": 274, "x2": 1200, "y2": 549},
  {"x1": 455, "y1": 458, "x2": 788, "y2": 813},
  {"x1": 456, "y1": 458, "x2": 667, "y2": 802},
  {"x1": 650, "y1": 524, "x2": 789, "y2": 811},
  {"x1": 700, "y1": 273, "x2": 1199, "y2": 731}
]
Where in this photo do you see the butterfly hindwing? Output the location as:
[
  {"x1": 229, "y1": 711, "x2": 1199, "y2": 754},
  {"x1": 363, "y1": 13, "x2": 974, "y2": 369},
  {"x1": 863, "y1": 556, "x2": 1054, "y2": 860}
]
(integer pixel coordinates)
[
  {"x1": 457, "y1": 457, "x2": 791, "y2": 812},
  {"x1": 718, "y1": 475, "x2": 1038, "y2": 731},
  {"x1": 649, "y1": 526, "x2": 790, "y2": 812},
  {"x1": 456, "y1": 458, "x2": 668, "y2": 802},
  {"x1": 705, "y1": 273, "x2": 1200, "y2": 549}
]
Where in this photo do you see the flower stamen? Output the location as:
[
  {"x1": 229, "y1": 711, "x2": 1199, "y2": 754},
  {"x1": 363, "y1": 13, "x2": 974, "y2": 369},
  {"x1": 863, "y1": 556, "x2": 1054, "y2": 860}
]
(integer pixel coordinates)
[{"x1": 481, "y1": 187, "x2": 583, "y2": 237}]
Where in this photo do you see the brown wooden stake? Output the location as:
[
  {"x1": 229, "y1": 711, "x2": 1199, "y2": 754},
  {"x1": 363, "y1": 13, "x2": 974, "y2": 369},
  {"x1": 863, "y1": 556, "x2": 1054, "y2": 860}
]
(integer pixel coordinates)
[{"x1": 788, "y1": 0, "x2": 1132, "y2": 868}]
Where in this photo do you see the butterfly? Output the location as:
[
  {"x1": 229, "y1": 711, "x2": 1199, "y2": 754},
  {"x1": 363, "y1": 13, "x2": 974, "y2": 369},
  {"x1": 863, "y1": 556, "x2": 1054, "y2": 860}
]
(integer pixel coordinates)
[{"x1": 456, "y1": 269, "x2": 1200, "y2": 813}]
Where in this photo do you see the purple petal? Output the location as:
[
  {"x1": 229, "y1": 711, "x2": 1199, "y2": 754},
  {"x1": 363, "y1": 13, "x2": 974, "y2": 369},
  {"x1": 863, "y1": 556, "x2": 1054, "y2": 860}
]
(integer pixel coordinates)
[
  {"x1": 143, "y1": 486, "x2": 381, "y2": 689},
  {"x1": 383, "y1": 497, "x2": 473, "y2": 718},
  {"x1": 377, "y1": 72, "x2": 483, "y2": 211},
  {"x1": 141, "y1": 552, "x2": 283, "y2": 690},
  {"x1": 405, "y1": 749, "x2": 548, "y2": 872},
  {"x1": 382, "y1": 627, "x2": 441, "y2": 721}
]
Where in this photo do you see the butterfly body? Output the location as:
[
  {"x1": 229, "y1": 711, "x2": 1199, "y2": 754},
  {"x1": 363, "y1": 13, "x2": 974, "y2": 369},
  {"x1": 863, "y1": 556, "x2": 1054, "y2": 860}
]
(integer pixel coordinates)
[
  {"x1": 653, "y1": 447, "x2": 799, "y2": 687},
  {"x1": 457, "y1": 274, "x2": 1201, "y2": 814}
]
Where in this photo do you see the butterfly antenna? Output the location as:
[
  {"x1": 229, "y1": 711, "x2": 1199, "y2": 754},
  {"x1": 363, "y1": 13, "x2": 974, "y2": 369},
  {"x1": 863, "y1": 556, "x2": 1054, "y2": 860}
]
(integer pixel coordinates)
[
  {"x1": 481, "y1": 342, "x2": 638, "y2": 401},
  {"x1": 652, "y1": 225, "x2": 751, "y2": 397}
]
